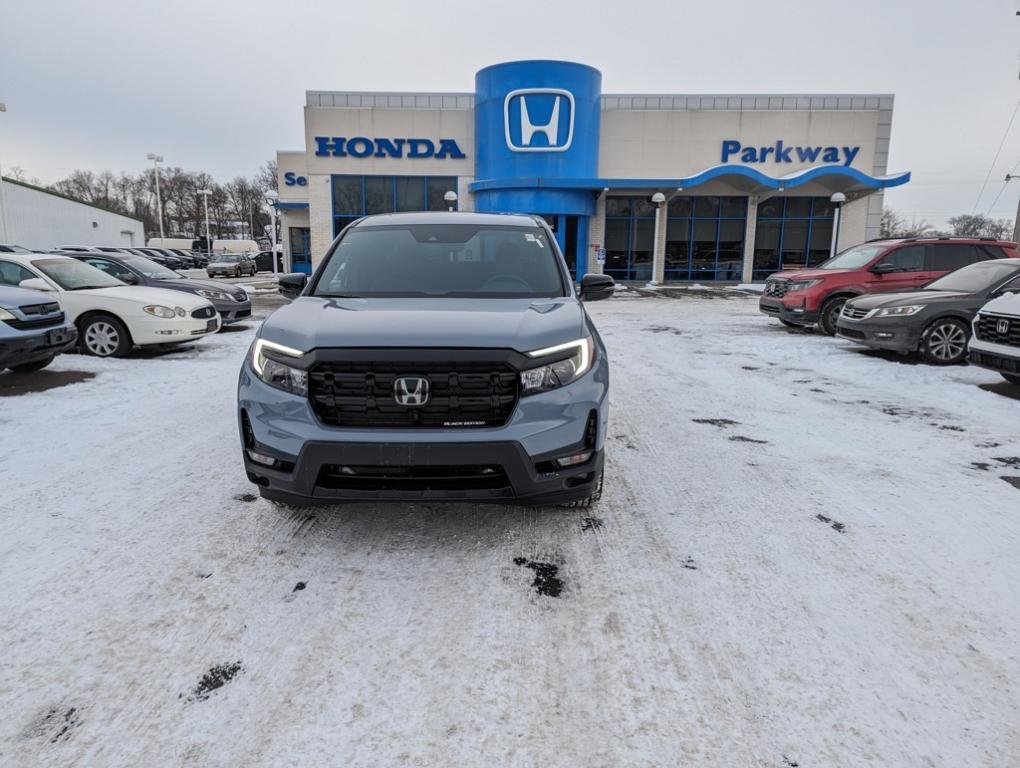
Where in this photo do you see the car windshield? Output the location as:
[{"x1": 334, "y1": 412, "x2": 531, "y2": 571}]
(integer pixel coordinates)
[
  {"x1": 923, "y1": 261, "x2": 1020, "y2": 293},
  {"x1": 215, "y1": 254, "x2": 241, "y2": 263},
  {"x1": 32, "y1": 258, "x2": 125, "y2": 290},
  {"x1": 312, "y1": 224, "x2": 566, "y2": 299},
  {"x1": 0, "y1": 245, "x2": 33, "y2": 253},
  {"x1": 815, "y1": 244, "x2": 888, "y2": 270},
  {"x1": 118, "y1": 254, "x2": 181, "y2": 280}
]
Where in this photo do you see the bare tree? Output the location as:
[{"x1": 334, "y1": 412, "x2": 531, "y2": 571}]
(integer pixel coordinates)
[
  {"x1": 880, "y1": 207, "x2": 936, "y2": 239},
  {"x1": 947, "y1": 214, "x2": 1013, "y2": 240}
]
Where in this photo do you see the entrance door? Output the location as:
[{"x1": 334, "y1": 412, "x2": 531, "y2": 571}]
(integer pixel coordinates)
[{"x1": 289, "y1": 227, "x2": 311, "y2": 274}]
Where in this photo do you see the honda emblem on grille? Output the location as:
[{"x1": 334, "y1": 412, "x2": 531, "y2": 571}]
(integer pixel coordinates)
[
  {"x1": 393, "y1": 376, "x2": 430, "y2": 407},
  {"x1": 997, "y1": 318, "x2": 1010, "y2": 336}
]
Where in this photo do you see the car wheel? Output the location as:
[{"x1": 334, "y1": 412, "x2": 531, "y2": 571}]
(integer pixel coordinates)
[
  {"x1": 235, "y1": 267, "x2": 242, "y2": 278},
  {"x1": 818, "y1": 297, "x2": 848, "y2": 336},
  {"x1": 559, "y1": 470, "x2": 604, "y2": 508},
  {"x1": 8, "y1": 355, "x2": 55, "y2": 373},
  {"x1": 1002, "y1": 373, "x2": 1020, "y2": 386},
  {"x1": 920, "y1": 318, "x2": 969, "y2": 365},
  {"x1": 250, "y1": 266, "x2": 256, "y2": 276},
  {"x1": 80, "y1": 315, "x2": 131, "y2": 358}
]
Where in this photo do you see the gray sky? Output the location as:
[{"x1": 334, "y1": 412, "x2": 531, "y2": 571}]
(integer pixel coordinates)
[{"x1": 2, "y1": 0, "x2": 1020, "y2": 228}]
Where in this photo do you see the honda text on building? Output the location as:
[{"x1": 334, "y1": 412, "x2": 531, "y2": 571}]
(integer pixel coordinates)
[
  {"x1": 270, "y1": 60, "x2": 910, "y2": 283},
  {"x1": 237, "y1": 211, "x2": 614, "y2": 507}
]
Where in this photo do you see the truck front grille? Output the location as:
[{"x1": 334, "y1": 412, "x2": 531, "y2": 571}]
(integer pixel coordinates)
[
  {"x1": 3, "y1": 311, "x2": 65, "y2": 331},
  {"x1": 764, "y1": 279, "x2": 789, "y2": 298},
  {"x1": 317, "y1": 464, "x2": 510, "y2": 491},
  {"x1": 308, "y1": 360, "x2": 519, "y2": 428},
  {"x1": 975, "y1": 314, "x2": 1020, "y2": 348}
]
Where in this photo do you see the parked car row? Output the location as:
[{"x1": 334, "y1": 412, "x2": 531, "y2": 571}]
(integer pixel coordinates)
[
  {"x1": 56, "y1": 245, "x2": 210, "y2": 270},
  {"x1": 0, "y1": 248, "x2": 252, "y2": 372},
  {"x1": 759, "y1": 236, "x2": 1020, "y2": 384}
]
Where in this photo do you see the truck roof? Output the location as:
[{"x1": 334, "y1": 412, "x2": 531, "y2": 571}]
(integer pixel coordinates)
[{"x1": 353, "y1": 211, "x2": 542, "y2": 228}]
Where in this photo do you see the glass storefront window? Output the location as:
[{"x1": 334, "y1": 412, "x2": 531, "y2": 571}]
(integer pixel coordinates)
[
  {"x1": 752, "y1": 197, "x2": 836, "y2": 278},
  {"x1": 364, "y1": 177, "x2": 393, "y2": 215},
  {"x1": 332, "y1": 177, "x2": 361, "y2": 216},
  {"x1": 665, "y1": 219, "x2": 691, "y2": 272},
  {"x1": 426, "y1": 177, "x2": 457, "y2": 211},
  {"x1": 332, "y1": 175, "x2": 458, "y2": 235},
  {"x1": 395, "y1": 177, "x2": 425, "y2": 212},
  {"x1": 604, "y1": 218, "x2": 630, "y2": 275}
]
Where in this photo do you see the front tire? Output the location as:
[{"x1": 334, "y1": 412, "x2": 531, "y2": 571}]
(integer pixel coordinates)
[
  {"x1": 235, "y1": 267, "x2": 242, "y2": 278},
  {"x1": 559, "y1": 470, "x2": 604, "y2": 508},
  {"x1": 819, "y1": 296, "x2": 848, "y2": 336},
  {"x1": 80, "y1": 315, "x2": 131, "y2": 357},
  {"x1": 8, "y1": 355, "x2": 55, "y2": 373},
  {"x1": 920, "y1": 318, "x2": 969, "y2": 365},
  {"x1": 1002, "y1": 373, "x2": 1020, "y2": 386}
]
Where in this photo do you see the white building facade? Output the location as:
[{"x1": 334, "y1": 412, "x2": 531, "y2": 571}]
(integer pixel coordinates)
[
  {"x1": 0, "y1": 177, "x2": 144, "y2": 251},
  {"x1": 274, "y1": 60, "x2": 909, "y2": 282}
]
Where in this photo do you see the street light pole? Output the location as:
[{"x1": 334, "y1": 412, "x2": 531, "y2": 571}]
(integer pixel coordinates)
[
  {"x1": 264, "y1": 190, "x2": 279, "y2": 275},
  {"x1": 198, "y1": 189, "x2": 212, "y2": 259},
  {"x1": 146, "y1": 153, "x2": 164, "y2": 243},
  {"x1": 1006, "y1": 174, "x2": 1020, "y2": 245},
  {"x1": 0, "y1": 102, "x2": 11, "y2": 244}
]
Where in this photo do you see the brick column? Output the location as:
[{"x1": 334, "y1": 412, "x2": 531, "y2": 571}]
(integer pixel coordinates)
[
  {"x1": 308, "y1": 175, "x2": 334, "y2": 270},
  {"x1": 587, "y1": 192, "x2": 606, "y2": 275},
  {"x1": 651, "y1": 199, "x2": 668, "y2": 284},
  {"x1": 741, "y1": 194, "x2": 758, "y2": 284}
]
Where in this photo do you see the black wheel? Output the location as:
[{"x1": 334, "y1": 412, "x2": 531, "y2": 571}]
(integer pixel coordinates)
[
  {"x1": 250, "y1": 266, "x2": 256, "y2": 276},
  {"x1": 235, "y1": 267, "x2": 242, "y2": 277},
  {"x1": 779, "y1": 318, "x2": 802, "y2": 328},
  {"x1": 920, "y1": 318, "x2": 969, "y2": 365},
  {"x1": 8, "y1": 355, "x2": 55, "y2": 373},
  {"x1": 559, "y1": 470, "x2": 604, "y2": 509},
  {"x1": 1002, "y1": 373, "x2": 1020, "y2": 386},
  {"x1": 818, "y1": 296, "x2": 848, "y2": 336},
  {"x1": 79, "y1": 315, "x2": 131, "y2": 357}
]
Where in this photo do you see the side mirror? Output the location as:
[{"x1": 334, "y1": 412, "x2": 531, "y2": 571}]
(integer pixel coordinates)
[
  {"x1": 18, "y1": 277, "x2": 53, "y2": 292},
  {"x1": 278, "y1": 272, "x2": 308, "y2": 298},
  {"x1": 579, "y1": 273, "x2": 615, "y2": 301},
  {"x1": 871, "y1": 262, "x2": 896, "y2": 274},
  {"x1": 119, "y1": 273, "x2": 140, "y2": 285}
]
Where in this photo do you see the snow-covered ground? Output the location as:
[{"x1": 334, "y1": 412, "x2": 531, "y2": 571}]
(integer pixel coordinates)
[{"x1": 1, "y1": 293, "x2": 1019, "y2": 767}]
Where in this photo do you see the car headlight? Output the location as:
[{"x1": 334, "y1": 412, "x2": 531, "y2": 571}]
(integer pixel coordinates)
[
  {"x1": 875, "y1": 305, "x2": 925, "y2": 317},
  {"x1": 143, "y1": 305, "x2": 178, "y2": 319},
  {"x1": 787, "y1": 279, "x2": 821, "y2": 292},
  {"x1": 0, "y1": 308, "x2": 15, "y2": 321},
  {"x1": 520, "y1": 336, "x2": 594, "y2": 395},
  {"x1": 195, "y1": 289, "x2": 229, "y2": 300},
  {"x1": 252, "y1": 337, "x2": 307, "y2": 396}
]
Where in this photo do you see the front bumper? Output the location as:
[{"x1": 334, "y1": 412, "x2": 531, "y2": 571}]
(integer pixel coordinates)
[
  {"x1": 758, "y1": 296, "x2": 819, "y2": 325},
  {"x1": 835, "y1": 317, "x2": 920, "y2": 353},
  {"x1": 211, "y1": 296, "x2": 252, "y2": 324},
  {"x1": 0, "y1": 324, "x2": 78, "y2": 368},
  {"x1": 237, "y1": 352, "x2": 610, "y2": 506},
  {"x1": 132, "y1": 314, "x2": 221, "y2": 345},
  {"x1": 969, "y1": 337, "x2": 1020, "y2": 376}
]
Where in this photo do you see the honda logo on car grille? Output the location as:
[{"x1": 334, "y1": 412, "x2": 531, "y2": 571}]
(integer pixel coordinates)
[
  {"x1": 393, "y1": 376, "x2": 430, "y2": 407},
  {"x1": 998, "y1": 318, "x2": 1011, "y2": 336},
  {"x1": 504, "y1": 88, "x2": 574, "y2": 153}
]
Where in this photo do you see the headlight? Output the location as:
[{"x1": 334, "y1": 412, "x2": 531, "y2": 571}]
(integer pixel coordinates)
[
  {"x1": 0, "y1": 308, "x2": 15, "y2": 321},
  {"x1": 875, "y1": 305, "x2": 925, "y2": 317},
  {"x1": 143, "y1": 305, "x2": 177, "y2": 319},
  {"x1": 787, "y1": 279, "x2": 821, "y2": 291},
  {"x1": 252, "y1": 338, "x2": 307, "y2": 396},
  {"x1": 520, "y1": 336, "x2": 594, "y2": 395},
  {"x1": 196, "y1": 289, "x2": 229, "y2": 300}
]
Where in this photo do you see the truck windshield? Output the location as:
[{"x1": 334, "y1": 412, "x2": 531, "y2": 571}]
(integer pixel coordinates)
[
  {"x1": 817, "y1": 244, "x2": 887, "y2": 270},
  {"x1": 313, "y1": 224, "x2": 566, "y2": 298}
]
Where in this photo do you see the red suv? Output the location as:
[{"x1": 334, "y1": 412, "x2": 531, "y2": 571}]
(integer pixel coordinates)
[{"x1": 759, "y1": 238, "x2": 1020, "y2": 335}]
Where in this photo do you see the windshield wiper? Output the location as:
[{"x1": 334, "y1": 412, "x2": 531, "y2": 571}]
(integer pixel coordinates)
[{"x1": 320, "y1": 293, "x2": 362, "y2": 298}]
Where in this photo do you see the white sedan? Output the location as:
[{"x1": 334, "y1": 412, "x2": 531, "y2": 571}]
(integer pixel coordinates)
[{"x1": 0, "y1": 253, "x2": 220, "y2": 357}]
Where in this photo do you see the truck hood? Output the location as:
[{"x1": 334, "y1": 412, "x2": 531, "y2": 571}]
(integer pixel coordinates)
[
  {"x1": 979, "y1": 292, "x2": 1020, "y2": 317},
  {"x1": 848, "y1": 290, "x2": 970, "y2": 310},
  {"x1": 260, "y1": 296, "x2": 587, "y2": 354},
  {"x1": 767, "y1": 268, "x2": 852, "y2": 281}
]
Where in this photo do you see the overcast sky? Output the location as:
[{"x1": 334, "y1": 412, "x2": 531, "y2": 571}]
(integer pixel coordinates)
[{"x1": 2, "y1": 0, "x2": 1019, "y2": 228}]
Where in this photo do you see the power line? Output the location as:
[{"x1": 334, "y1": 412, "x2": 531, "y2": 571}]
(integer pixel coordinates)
[
  {"x1": 972, "y1": 99, "x2": 1020, "y2": 212},
  {"x1": 983, "y1": 157, "x2": 1020, "y2": 217}
]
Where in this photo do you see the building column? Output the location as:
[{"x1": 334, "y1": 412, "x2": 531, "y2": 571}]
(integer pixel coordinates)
[
  {"x1": 651, "y1": 197, "x2": 668, "y2": 285},
  {"x1": 587, "y1": 191, "x2": 606, "y2": 275},
  {"x1": 741, "y1": 194, "x2": 759, "y2": 284}
]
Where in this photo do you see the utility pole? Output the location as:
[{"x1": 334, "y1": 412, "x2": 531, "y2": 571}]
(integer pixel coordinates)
[
  {"x1": 1010, "y1": 174, "x2": 1020, "y2": 244},
  {"x1": 147, "y1": 153, "x2": 165, "y2": 243},
  {"x1": 0, "y1": 102, "x2": 11, "y2": 244}
]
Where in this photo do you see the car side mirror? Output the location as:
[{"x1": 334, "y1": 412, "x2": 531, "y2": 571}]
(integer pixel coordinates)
[
  {"x1": 278, "y1": 272, "x2": 308, "y2": 298},
  {"x1": 18, "y1": 277, "x2": 53, "y2": 292},
  {"x1": 119, "y1": 273, "x2": 139, "y2": 284},
  {"x1": 579, "y1": 273, "x2": 615, "y2": 301},
  {"x1": 871, "y1": 262, "x2": 896, "y2": 274}
]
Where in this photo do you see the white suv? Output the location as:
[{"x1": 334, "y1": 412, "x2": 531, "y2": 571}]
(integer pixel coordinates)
[{"x1": 969, "y1": 292, "x2": 1020, "y2": 386}]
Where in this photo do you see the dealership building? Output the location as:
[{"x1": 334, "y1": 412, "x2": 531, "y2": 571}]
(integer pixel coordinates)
[{"x1": 274, "y1": 60, "x2": 909, "y2": 282}]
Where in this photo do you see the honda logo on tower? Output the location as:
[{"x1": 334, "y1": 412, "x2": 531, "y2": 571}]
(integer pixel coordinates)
[
  {"x1": 504, "y1": 88, "x2": 575, "y2": 153},
  {"x1": 393, "y1": 376, "x2": 430, "y2": 407}
]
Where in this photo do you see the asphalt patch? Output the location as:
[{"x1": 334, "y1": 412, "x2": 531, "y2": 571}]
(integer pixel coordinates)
[
  {"x1": 580, "y1": 517, "x2": 603, "y2": 532},
  {"x1": 815, "y1": 514, "x2": 846, "y2": 534},
  {"x1": 692, "y1": 418, "x2": 739, "y2": 428},
  {"x1": 782, "y1": 757, "x2": 800, "y2": 768},
  {"x1": 741, "y1": 365, "x2": 760, "y2": 371},
  {"x1": 729, "y1": 435, "x2": 768, "y2": 444},
  {"x1": 978, "y1": 382, "x2": 1020, "y2": 401},
  {"x1": 612, "y1": 433, "x2": 638, "y2": 450},
  {"x1": 233, "y1": 492, "x2": 258, "y2": 503},
  {"x1": 1003, "y1": 477, "x2": 1020, "y2": 492},
  {"x1": 513, "y1": 558, "x2": 564, "y2": 598},
  {"x1": 644, "y1": 325, "x2": 686, "y2": 335},
  {"x1": 681, "y1": 557, "x2": 698, "y2": 570},
  {"x1": 0, "y1": 370, "x2": 96, "y2": 396},
  {"x1": 971, "y1": 462, "x2": 992, "y2": 471},
  {"x1": 21, "y1": 706, "x2": 83, "y2": 744},
  {"x1": 993, "y1": 457, "x2": 1020, "y2": 468},
  {"x1": 187, "y1": 661, "x2": 243, "y2": 702},
  {"x1": 293, "y1": 581, "x2": 307, "y2": 592}
]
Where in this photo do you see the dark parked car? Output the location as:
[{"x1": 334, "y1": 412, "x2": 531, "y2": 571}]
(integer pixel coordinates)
[
  {"x1": 136, "y1": 248, "x2": 185, "y2": 270},
  {"x1": 69, "y1": 252, "x2": 253, "y2": 324},
  {"x1": 836, "y1": 259, "x2": 1020, "y2": 364},
  {"x1": 0, "y1": 284, "x2": 78, "y2": 372},
  {"x1": 254, "y1": 250, "x2": 282, "y2": 273}
]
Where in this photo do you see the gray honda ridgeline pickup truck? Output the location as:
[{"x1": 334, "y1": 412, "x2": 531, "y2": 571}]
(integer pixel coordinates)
[{"x1": 238, "y1": 212, "x2": 614, "y2": 507}]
